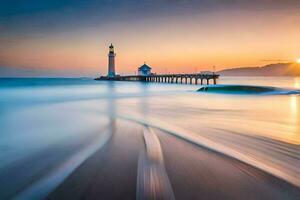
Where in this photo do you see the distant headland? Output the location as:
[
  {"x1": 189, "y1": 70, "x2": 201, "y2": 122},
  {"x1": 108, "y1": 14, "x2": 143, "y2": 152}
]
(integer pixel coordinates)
[{"x1": 218, "y1": 63, "x2": 300, "y2": 76}]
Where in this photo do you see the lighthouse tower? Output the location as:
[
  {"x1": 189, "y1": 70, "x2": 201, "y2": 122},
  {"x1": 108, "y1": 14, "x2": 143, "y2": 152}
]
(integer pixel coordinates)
[{"x1": 108, "y1": 43, "x2": 116, "y2": 77}]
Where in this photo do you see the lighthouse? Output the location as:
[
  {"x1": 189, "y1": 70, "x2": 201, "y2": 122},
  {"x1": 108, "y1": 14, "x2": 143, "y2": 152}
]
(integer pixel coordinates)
[{"x1": 108, "y1": 43, "x2": 116, "y2": 77}]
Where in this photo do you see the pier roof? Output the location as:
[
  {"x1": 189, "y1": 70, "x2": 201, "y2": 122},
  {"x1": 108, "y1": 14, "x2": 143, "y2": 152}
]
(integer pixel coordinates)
[{"x1": 138, "y1": 64, "x2": 151, "y2": 70}]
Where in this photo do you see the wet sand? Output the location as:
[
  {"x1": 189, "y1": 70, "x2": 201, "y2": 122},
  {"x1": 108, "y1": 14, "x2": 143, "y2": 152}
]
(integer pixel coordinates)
[
  {"x1": 46, "y1": 119, "x2": 300, "y2": 200},
  {"x1": 157, "y1": 129, "x2": 300, "y2": 200},
  {"x1": 47, "y1": 120, "x2": 142, "y2": 200}
]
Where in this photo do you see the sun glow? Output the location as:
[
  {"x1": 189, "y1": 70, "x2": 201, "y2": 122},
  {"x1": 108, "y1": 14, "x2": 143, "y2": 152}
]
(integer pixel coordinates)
[{"x1": 297, "y1": 58, "x2": 300, "y2": 64}]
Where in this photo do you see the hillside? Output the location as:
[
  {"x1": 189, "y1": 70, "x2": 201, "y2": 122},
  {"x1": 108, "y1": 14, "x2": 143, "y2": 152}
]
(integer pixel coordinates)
[{"x1": 218, "y1": 63, "x2": 300, "y2": 76}]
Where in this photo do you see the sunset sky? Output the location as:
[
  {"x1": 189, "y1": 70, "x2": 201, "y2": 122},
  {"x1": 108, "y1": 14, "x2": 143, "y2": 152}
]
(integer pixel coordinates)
[{"x1": 1, "y1": 0, "x2": 300, "y2": 77}]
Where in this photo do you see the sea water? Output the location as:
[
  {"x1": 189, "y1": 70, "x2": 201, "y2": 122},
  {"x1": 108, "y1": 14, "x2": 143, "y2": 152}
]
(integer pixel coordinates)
[{"x1": 0, "y1": 77, "x2": 299, "y2": 197}]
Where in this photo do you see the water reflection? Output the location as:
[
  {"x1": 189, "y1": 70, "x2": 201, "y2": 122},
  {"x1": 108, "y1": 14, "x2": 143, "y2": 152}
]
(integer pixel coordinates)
[
  {"x1": 290, "y1": 95, "x2": 300, "y2": 143},
  {"x1": 106, "y1": 82, "x2": 117, "y2": 135},
  {"x1": 294, "y1": 77, "x2": 300, "y2": 89},
  {"x1": 138, "y1": 82, "x2": 150, "y2": 121}
]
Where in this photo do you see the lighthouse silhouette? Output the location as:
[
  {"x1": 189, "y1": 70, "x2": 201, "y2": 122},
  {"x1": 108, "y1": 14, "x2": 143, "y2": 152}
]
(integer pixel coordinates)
[{"x1": 107, "y1": 43, "x2": 116, "y2": 77}]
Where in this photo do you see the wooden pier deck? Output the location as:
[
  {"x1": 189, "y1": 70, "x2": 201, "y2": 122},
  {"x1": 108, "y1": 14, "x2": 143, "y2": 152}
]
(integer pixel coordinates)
[{"x1": 95, "y1": 73, "x2": 220, "y2": 85}]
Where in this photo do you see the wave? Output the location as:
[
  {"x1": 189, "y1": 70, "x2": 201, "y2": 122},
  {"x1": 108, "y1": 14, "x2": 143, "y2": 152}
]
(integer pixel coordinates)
[
  {"x1": 116, "y1": 114, "x2": 300, "y2": 188},
  {"x1": 197, "y1": 85, "x2": 300, "y2": 95}
]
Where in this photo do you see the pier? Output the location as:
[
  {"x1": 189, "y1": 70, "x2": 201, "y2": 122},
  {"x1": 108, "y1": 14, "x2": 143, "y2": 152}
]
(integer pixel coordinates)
[
  {"x1": 96, "y1": 44, "x2": 220, "y2": 85},
  {"x1": 95, "y1": 73, "x2": 219, "y2": 85}
]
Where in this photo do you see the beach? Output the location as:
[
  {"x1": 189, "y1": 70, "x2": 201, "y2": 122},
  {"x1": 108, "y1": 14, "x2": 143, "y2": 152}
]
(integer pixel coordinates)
[{"x1": 0, "y1": 77, "x2": 299, "y2": 199}]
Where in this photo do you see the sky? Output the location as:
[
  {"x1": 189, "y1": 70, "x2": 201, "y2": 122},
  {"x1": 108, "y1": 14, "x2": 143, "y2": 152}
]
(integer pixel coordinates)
[{"x1": 1, "y1": 0, "x2": 300, "y2": 77}]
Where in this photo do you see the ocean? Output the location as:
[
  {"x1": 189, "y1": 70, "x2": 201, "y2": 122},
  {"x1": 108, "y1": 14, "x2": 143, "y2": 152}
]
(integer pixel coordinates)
[{"x1": 0, "y1": 77, "x2": 299, "y2": 199}]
